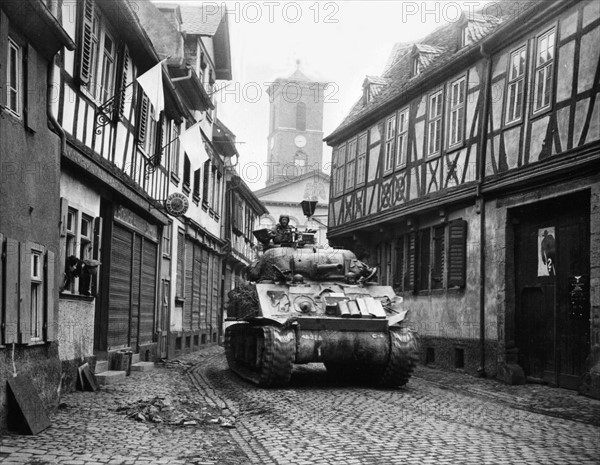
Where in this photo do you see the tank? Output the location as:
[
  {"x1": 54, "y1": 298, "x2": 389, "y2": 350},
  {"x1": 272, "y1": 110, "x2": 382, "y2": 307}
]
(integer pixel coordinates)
[{"x1": 224, "y1": 228, "x2": 419, "y2": 387}]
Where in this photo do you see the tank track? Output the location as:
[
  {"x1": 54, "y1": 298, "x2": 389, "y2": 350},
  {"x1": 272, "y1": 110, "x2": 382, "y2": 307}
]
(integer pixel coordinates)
[
  {"x1": 225, "y1": 323, "x2": 296, "y2": 387},
  {"x1": 324, "y1": 327, "x2": 419, "y2": 387},
  {"x1": 377, "y1": 327, "x2": 419, "y2": 387}
]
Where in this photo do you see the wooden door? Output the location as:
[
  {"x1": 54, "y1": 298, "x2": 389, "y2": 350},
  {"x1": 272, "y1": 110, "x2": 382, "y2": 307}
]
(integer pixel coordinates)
[{"x1": 514, "y1": 192, "x2": 590, "y2": 388}]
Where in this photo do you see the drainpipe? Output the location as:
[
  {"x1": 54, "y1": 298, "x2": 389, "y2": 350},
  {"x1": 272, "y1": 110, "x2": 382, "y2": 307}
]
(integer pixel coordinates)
[
  {"x1": 47, "y1": 55, "x2": 65, "y2": 156},
  {"x1": 477, "y1": 44, "x2": 492, "y2": 377}
]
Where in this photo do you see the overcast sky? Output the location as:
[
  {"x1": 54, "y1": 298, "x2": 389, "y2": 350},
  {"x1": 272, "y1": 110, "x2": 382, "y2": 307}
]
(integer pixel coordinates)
[{"x1": 205, "y1": 1, "x2": 495, "y2": 189}]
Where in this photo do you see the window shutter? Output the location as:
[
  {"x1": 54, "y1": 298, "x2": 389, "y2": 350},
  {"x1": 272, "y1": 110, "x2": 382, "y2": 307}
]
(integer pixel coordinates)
[
  {"x1": 176, "y1": 229, "x2": 185, "y2": 298},
  {"x1": 19, "y1": 242, "x2": 32, "y2": 344},
  {"x1": 115, "y1": 43, "x2": 129, "y2": 119},
  {"x1": 432, "y1": 225, "x2": 445, "y2": 290},
  {"x1": 4, "y1": 238, "x2": 19, "y2": 343},
  {"x1": 26, "y1": 44, "x2": 44, "y2": 132},
  {"x1": 154, "y1": 115, "x2": 164, "y2": 166},
  {"x1": 137, "y1": 93, "x2": 149, "y2": 145},
  {"x1": 78, "y1": 0, "x2": 95, "y2": 85},
  {"x1": 0, "y1": 11, "x2": 9, "y2": 108},
  {"x1": 92, "y1": 216, "x2": 103, "y2": 296},
  {"x1": 0, "y1": 234, "x2": 3, "y2": 345},
  {"x1": 405, "y1": 232, "x2": 417, "y2": 291},
  {"x1": 447, "y1": 219, "x2": 467, "y2": 288},
  {"x1": 45, "y1": 250, "x2": 56, "y2": 341}
]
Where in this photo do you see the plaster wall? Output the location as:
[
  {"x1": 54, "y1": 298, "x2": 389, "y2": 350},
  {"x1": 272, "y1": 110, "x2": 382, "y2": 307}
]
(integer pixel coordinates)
[{"x1": 57, "y1": 299, "x2": 95, "y2": 362}]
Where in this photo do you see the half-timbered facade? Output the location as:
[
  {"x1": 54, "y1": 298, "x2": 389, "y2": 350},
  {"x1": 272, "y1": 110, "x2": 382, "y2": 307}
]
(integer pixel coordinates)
[
  {"x1": 147, "y1": 2, "x2": 232, "y2": 355},
  {"x1": 325, "y1": 0, "x2": 600, "y2": 397}
]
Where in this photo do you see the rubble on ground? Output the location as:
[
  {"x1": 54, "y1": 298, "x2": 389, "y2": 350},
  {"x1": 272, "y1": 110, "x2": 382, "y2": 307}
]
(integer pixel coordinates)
[{"x1": 115, "y1": 395, "x2": 236, "y2": 428}]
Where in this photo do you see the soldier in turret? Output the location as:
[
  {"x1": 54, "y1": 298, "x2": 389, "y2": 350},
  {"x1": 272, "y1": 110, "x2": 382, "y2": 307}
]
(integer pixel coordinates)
[{"x1": 270, "y1": 215, "x2": 295, "y2": 245}]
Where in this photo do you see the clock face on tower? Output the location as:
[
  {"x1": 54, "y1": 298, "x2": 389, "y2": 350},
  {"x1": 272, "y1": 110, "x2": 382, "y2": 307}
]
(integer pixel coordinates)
[{"x1": 294, "y1": 135, "x2": 307, "y2": 148}]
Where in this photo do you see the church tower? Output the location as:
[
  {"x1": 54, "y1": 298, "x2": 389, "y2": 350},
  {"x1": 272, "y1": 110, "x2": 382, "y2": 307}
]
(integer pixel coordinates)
[{"x1": 266, "y1": 62, "x2": 326, "y2": 186}]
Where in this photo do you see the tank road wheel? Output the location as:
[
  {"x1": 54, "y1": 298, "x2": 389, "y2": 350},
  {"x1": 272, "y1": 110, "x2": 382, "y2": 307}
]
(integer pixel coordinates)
[
  {"x1": 377, "y1": 327, "x2": 419, "y2": 388},
  {"x1": 225, "y1": 324, "x2": 296, "y2": 387}
]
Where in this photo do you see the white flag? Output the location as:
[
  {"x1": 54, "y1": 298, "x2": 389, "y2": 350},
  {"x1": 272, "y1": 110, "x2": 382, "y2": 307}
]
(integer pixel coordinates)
[
  {"x1": 179, "y1": 122, "x2": 209, "y2": 166},
  {"x1": 136, "y1": 60, "x2": 165, "y2": 119}
]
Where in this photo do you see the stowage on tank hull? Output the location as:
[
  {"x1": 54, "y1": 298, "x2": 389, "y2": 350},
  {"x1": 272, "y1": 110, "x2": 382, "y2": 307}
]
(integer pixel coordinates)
[{"x1": 225, "y1": 246, "x2": 419, "y2": 387}]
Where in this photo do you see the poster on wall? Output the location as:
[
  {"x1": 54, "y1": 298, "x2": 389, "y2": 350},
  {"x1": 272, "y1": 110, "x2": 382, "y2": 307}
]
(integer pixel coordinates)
[{"x1": 538, "y1": 227, "x2": 556, "y2": 277}]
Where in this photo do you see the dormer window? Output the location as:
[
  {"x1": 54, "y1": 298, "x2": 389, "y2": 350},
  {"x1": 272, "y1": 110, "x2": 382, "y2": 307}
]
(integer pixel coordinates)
[
  {"x1": 412, "y1": 56, "x2": 421, "y2": 77},
  {"x1": 459, "y1": 23, "x2": 470, "y2": 48}
]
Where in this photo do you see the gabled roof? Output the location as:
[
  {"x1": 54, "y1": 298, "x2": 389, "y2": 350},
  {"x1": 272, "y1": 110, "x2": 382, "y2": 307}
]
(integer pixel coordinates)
[
  {"x1": 325, "y1": 0, "x2": 544, "y2": 144},
  {"x1": 180, "y1": 5, "x2": 225, "y2": 36},
  {"x1": 179, "y1": 4, "x2": 232, "y2": 80}
]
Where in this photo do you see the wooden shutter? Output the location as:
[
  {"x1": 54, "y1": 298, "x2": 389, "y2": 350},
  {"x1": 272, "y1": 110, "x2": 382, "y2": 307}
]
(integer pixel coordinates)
[
  {"x1": 45, "y1": 250, "x2": 56, "y2": 341},
  {"x1": 432, "y1": 225, "x2": 445, "y2": 290},
  {"x1": 193, "y1": 244, "x2": 202, "y2": 330},
  {"x1": 139, "y1": 239, "x2": 157, "y2": 344},
  {"x1": 176, "y1": 229, "x2": 185, "y2": 298},
  {"x1": 0, "y1": 234, "x2": 3, "y2": 345},
  {"x1": 19, "y1": 242, "x2": 31, "y2": 344},
  {"x1": 153, "y1": 114, "x2": 164, "y2": 166},
  {"x1": 447, "y1": 219, "x2": 467, "y2": 288},
  {"x1": 4, "y1": 238, "x2": 19, "y2": 343},
  {"x1": 404, "y1": 232, "x2": 417, "y2": 292},
  {"x1": 183, "y1": 238, "x2": 193, "y2": 331},
  {"x1": 78, "y1": 0, "x2": 95, "y2": 85},
  {"x1": 91, "y1": 216, "x2": 103, "y2": 296},
  {"x1": 115, "y1": 43, "x2": 129, "y2": 119},
  {"x1": 0, "y1": 11, "x2": 9, "y2": 108},
  {"x1": 26, "y1": 44, "x2": 44, "y2": 132},
  {"x1": 137, "y1": 93, "x2": 149, "y2": 145},
  {"x1": 394, "y1": 236, "x2": 404, "y2": 289}
]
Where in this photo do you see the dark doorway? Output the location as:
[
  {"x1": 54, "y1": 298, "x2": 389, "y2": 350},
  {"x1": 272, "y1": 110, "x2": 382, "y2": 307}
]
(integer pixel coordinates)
[{"x1": 513, "y1": 190, "x2": 590, "y2": 389}]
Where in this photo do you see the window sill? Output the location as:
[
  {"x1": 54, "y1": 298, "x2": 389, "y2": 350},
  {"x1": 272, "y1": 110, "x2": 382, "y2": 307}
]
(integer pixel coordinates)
[
  {"x1": 530, "y1": 105, "x2": 552, "y2": 121},
  {"x1": 446, "y1": 142, "x2": 465, "y2": 155},
  {"x1": 59, "y1": 292, "x2": 95, "y2": 302},
  {"x1": 502, "y1": 119, "x2": 523, "y2": 131},
  {"x1": 182, "y1": 184, "x2": 191, "y2": 195},
  {"x1": 163, "y1": 254, "x2": 171, "y2": 260},
  {"x1": 171, "y1": 173, "x2": 180, "y2": 186},
  {"x1": 192, "y1": 194, "x2": 200, "y2": 204}
]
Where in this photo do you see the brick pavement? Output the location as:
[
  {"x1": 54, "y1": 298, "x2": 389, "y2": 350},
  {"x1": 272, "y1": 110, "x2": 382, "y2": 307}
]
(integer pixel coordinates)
[
  {"x1": 0, "y1": 357, "x2": 249, "y2": 465},
  {"x1": 1, "y1": 344, "x2": 599, "y2": 465},
  {"x1": 188, "y1": 345, "x2": 600, "y2": 465}
]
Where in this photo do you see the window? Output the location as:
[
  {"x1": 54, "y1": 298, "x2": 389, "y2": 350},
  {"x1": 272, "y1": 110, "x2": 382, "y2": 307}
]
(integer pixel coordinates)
[
  {"x1": 30, "y1": 250, "x2": 43, "y2": 342},
  {"x1": 506, "y1": 46, "x2": 527, "y2": 124},
  {"x1": 78, "y1": 2, "x2": 117, "y2": 104},
  {"x1": 6, "y1": 38, "x2": 22, "y2": 117},
  {"x1": 334, "y1": 144, "x2": 346, "y2": 195},
  {"x1": 215, "y1": 172, "x2": 222, "y2": 216},
  {"x1": 384, "y1": 115, "x2": 396, "y2": 172},
  {"x1": 427, "y1": 90, "x2": 443, "y2": 157},
  {"x1": 459, "y1": 24, "x2": 470, "y2": 48},
  {"x1": 345, "y1": 138, "x2": 357, "y2": 190},
  {"x1": 65, "y1": 208, "x2": 78, "y2": 293},
  {"x1": 143, "y1": 106, "x2": 157, "y2": 156},
  {"x1": 202, "y1": 160, "x2": 211, "y2": 205},
  {"x1": 356, "y1": 133, "x2": 368, "y2": 186},
  {"x1": 533, "y1": 28, "x2": 555, "y2": 113},
  {"x1": 60, "y1": 201, "x2": 102, "y2": 297},
  {"x1": 395, "y1": 219, "x2": 467, "y2": 293},
  {"x1": 183, "y1": 154, "x2": 191, "y2": 191},
  {"x1": 193, "y1": 168, "x2": 201, "y2": 202},
  {"x1": 99, "y1": 31, "x2": 116, "y2": 103},
  {"x1": 171, "y1": 123, "x2": 180, "y2": 178},
  {"x1": 412, "y1": 56, "x2": 421, "y2": 77},
  {"x1": 448, "y1": 77, "x2": 466, "y2": 147},
  {"x1": 163, "y1": 222, "x2": 172, "y2": 258},
  {"x1": 396, "y1": 108, "x2": 409, "y2": 168},
  {"x1": 296, "y1": 102, "x2": 306, "y2": 131}
]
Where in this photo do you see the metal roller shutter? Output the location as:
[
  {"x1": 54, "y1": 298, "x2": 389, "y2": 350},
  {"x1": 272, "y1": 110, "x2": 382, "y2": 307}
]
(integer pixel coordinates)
[{"x1": 108, "y1": 224, "x2": 132, "y2": 348}]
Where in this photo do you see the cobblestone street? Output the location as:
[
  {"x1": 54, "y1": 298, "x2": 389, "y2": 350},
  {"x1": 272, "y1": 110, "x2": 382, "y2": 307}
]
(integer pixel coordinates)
[{"x1": 1, "y1": 345, "x2": 599, "y2": 464}]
